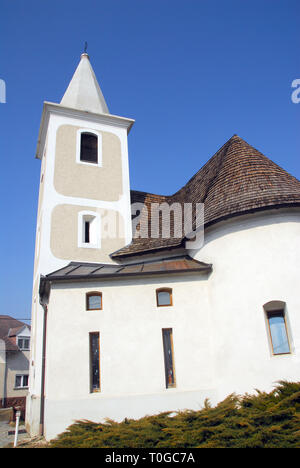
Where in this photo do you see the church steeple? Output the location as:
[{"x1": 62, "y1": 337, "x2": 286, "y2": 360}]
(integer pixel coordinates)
[{"x1": 60, "y1": 53, "x2": 109, "y2": 115}]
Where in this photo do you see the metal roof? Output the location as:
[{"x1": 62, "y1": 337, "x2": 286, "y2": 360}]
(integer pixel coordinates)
[{"x1": 44, "y1": 256, "x2": 212, "y2": 282}]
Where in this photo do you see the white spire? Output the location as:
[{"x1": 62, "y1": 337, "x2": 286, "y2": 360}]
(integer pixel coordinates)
[{"x1": 60, "y1": 53, "x2": 109, "y2": 114}]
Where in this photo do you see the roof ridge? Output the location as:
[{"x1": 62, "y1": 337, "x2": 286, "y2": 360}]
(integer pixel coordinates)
[
  {"x1": 231, "y1": 136, "x2": 300, "y2": 183},
  {"x1": 170, "y1": 134, "x2": 238, "y2": 200}
]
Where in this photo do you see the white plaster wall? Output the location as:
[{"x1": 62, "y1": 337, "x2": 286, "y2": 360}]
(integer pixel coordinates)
[
  {"x1": 42, "y1": 209, "x2": 300, "y2": 440},
  {"x1": 189, "y1": 209, "x2": 300, "y2": 400},
  {"x1": 44, "y1": 274, "x2": 214, "y2": 439}
]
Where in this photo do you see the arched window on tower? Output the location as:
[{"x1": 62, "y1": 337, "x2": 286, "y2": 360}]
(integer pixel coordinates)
[{"x1": 80, "y1": 132, "x2": 98, "y2": 163}]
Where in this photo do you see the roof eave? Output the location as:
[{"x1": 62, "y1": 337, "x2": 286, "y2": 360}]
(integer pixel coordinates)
[
  {"x1": 46, "y1": 266, "x2": 212, "y2": 284},
  {"x1": 110, "y1": 239, "x2": 184, "y2": 259},
  {"x1": 36, "y1": 101, "x2": 135, "y2": 160}
]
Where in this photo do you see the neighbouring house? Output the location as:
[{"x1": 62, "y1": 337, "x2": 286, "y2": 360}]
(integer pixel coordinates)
[
  {"x1": 0, "y1": 316, "x2": 31, "y2": 418},
  {"x1": 26, "y1": 53, "x2": 300, "y2": 440}
]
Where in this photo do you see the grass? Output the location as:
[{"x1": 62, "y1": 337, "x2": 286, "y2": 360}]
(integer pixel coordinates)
[{"x1": 48, "y1": 381, "x2": 300, "y2": 448}]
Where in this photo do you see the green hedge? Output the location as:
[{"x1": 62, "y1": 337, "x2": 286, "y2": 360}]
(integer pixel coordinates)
[{"x1": 50, "y1": 381, "x2": 300, "y2": 448}]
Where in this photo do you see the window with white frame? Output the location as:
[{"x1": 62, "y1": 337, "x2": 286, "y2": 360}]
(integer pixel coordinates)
[
  {"x1": 76, "y1": 129, "x2": 102, "y2": 167},
  {"x1": 78, "y1": 211, "x2": 101, "y2": 249},
  {"x1": 17, "y1": 337, "x2": 30, "y2": 350},
  {"x1": 15, "y1": 374, "x2": 29, "y2": 388}
]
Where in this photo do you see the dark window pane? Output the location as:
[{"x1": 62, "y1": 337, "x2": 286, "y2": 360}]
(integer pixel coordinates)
[
  {"x1": 84, "y1": 221, "x2": 90, "y2": 243},
  {"x1": 18, "y1": 338, "x2": 30, "y2": 350},
  {"x1": 162, "y1": 329, "x2": 175, "y2": 388},
  {"x1": 23, "y1": 375, "x2": 29, "y2": 387},
  {"x1": 80, "y1": 133, "x2": 98, "y2": 163},
  {"x1": 90, "y1": 333, "x2": 100, "y2": 392},
  {"x1": 87, "y1": 294, "x2": 102, "y2": 310},
  {"x1": 268, "y1": 313, "x2": 290, "y2": 354}
]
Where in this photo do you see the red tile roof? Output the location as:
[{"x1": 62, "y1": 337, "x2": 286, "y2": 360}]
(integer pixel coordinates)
[{"x1": 0, "y1": 316, "x2": 30, "y2": 351}]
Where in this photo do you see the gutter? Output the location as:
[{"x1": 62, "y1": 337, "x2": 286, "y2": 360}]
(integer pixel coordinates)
[
  {"x1": 0, "y1": 339, "x2": 6, "y2": 408},
  {"x1": 38, "y1": 276, "x2": 50, "y2": 436}
]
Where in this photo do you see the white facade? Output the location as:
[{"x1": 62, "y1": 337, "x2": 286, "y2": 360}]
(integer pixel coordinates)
[
  {"x1": 30, "y1": 209, "x2": 300, "y2": 441},
  {"x1": 27, "y1": 54, "x2": 300, "y2": 441},
  {"x1": 190, "y1": 210, "x2": 300, "y2": 398}
]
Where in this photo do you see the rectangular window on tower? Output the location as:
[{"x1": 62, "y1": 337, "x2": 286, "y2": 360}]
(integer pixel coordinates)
[
  {"x1": 89, "y1": 332, "x2": 100, "y2": 392},
  {"x1": 78, "y1": 212, "x2": 101, "y2": 249},
  {"x1": 84, "y1": 221, "x2": 90, "y2": 243},
  {"x1": 162, "y1": 328, "x2": 176, "y2": 388}
]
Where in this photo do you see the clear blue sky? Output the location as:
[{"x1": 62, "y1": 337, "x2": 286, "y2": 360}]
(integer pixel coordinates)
[{"x1": 0, "y1": 0, "x2": 299, "y2": 321}]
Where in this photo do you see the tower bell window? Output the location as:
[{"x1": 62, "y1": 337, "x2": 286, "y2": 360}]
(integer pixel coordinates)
[{"x1": 80, "y1": 132, "x2": 98, "y2": 164}]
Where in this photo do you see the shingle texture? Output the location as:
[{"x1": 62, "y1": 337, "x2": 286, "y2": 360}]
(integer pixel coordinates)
[{"x1": 112, "y1": 135, "x2": 300, "y2": 258}]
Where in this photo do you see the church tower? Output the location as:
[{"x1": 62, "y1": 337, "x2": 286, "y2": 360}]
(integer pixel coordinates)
[{"x1": 27, "y1": 53, "x2": 134, "y2": 434}]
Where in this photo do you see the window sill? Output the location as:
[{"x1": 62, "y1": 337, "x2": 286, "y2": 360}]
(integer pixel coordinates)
[
  {"x1": 79, "y1": 243, "x2": 100, "y2": 249},
  {"x1": 77, "y1": 160, "x2": 102, "y2": 168},
  {"x1": 272, "y1": 352, "x2": 292, "y2": 357},
  {"x1": 14, "y1": 387, "x2": 29, "y2": 390}
]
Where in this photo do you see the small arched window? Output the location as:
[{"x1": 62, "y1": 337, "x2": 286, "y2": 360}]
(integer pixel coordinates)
[
  {"x1": 80, "y1": 132, "x2": 98, "y2": 163},
  {"x1": 156, "y1": 288, "x2": 173, "y2": 307},
  {"x1": 263, "y1": 301, "x2": 291, "y2": 355},
  {"x1": 86, "y1": 292, "x2": 102, "y2": 311}
]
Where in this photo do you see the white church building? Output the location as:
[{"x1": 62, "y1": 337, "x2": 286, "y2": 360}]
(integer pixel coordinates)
[{"x1": 26, "y1": 53, "x2": 300, "y2": 440}]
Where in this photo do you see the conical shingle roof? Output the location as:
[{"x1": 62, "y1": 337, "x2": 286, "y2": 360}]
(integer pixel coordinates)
[{"x1": 112, "y1": 135, "x2": 300, "y2": 258}]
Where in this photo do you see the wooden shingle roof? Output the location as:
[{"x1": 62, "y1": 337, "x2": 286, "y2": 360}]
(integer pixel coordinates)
[{"x1": 112, "y1": 135, "x2": 300, "y2": 258}]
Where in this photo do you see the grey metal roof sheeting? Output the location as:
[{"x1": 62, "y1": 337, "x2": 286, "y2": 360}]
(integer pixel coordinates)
[{"x1": 45, "y1": 256, "x2": 212, "y2": 282}]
